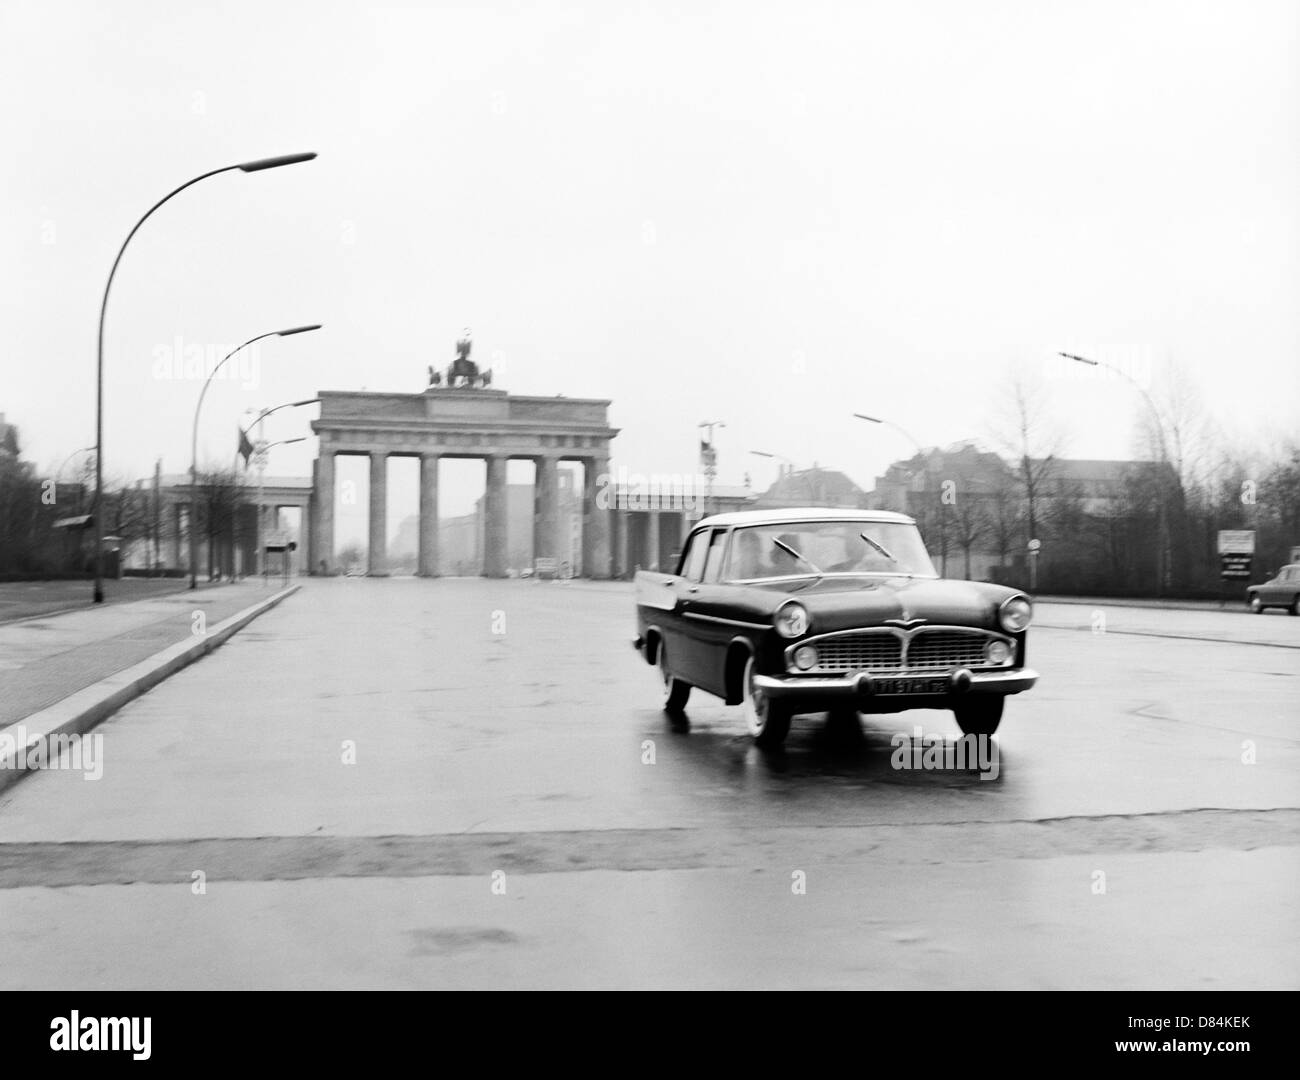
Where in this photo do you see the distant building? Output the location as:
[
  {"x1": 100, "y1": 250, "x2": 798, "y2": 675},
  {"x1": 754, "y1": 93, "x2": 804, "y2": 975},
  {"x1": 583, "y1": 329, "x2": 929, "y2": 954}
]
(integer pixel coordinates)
[
  {"x1": 863, "y1": 442, "x2": 1178, "y2": 581},
  {"x1": 754, "y1": 465, "x2": 865, "y2": 509},
  {"x1": 1030, "y1": 457, "x2": 1171, "y2": 515}
]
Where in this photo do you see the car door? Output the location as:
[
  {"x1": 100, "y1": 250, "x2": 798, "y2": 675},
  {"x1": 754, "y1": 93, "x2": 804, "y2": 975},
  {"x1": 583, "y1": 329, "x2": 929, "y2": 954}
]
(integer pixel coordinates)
[
  {"x1": 638, "y1": 528, "x2": 709, "y2": 679},
  {"x1": 676, "y1": 527, "x2": 734, "y2": 694},
  {"x1": 1262, "y1": 568, "x2": 1288, "y2": 605},
  {"x1": 1283, "y1": 567, "x2": 1300, "y2": 606}
]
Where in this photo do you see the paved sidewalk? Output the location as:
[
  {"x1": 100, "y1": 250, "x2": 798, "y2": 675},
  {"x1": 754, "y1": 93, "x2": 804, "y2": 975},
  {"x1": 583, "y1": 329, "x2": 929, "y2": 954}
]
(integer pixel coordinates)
[{"x1": 0, "y1": 581, "x2": 292, "y2": 730}]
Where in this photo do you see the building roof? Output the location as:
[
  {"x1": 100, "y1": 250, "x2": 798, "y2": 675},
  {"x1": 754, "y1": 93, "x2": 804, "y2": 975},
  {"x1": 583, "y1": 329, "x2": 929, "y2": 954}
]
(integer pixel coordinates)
[{"x1": 755, "y1": 467, "x2": 866, "y2": 508}]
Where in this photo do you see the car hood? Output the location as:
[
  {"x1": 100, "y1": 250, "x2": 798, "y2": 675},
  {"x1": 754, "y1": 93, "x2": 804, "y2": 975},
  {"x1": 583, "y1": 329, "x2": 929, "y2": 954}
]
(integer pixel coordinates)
[{"x1": 754, "y1": 575, "x2": 1022, "y2": 634}]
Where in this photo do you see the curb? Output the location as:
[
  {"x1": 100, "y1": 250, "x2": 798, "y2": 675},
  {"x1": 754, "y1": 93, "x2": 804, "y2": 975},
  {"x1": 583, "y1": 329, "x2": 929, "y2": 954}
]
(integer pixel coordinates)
[
  {"x1": 1033, "y1": 595, "x2": 1251, "y2": 615},
  {"x1": 0, "y1": 584, "x2": 300, "y2": 793}
]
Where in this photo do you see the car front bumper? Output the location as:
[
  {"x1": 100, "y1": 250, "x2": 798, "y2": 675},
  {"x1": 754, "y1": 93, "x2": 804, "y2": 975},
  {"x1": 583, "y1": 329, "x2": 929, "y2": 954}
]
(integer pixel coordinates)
[{"x1": 753, "y1": 667, "x2": 1039, "y2": 703}]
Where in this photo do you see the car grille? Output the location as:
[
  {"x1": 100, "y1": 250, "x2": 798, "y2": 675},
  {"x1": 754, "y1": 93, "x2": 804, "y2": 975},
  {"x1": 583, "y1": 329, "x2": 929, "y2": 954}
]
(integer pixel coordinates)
[
  {"x1": 809, "y1": 633, "x2": 902, "y2": 672},
  {"x1": 796, "y1": 628, "x2": 1002, "y2": 674},
  {"x1": 905, "y1": 631, "x2": 991, "y2": 672}
]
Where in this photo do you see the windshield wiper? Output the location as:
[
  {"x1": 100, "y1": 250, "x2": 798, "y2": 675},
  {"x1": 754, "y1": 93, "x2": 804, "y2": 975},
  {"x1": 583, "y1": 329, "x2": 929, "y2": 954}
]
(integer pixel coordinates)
[
  {"x1": 859, "y1": 533, "x2": 897, "y2": 562},
  {"x1": 773, "y1": 537, "x2": 822, "y2": 574}
]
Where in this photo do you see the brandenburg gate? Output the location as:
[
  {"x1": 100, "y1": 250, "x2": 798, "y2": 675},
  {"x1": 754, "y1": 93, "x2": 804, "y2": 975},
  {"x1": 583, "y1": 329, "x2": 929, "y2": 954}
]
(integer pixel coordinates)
[{"x1": 307, "y1": 346, "x2": 618, "y2": 578}]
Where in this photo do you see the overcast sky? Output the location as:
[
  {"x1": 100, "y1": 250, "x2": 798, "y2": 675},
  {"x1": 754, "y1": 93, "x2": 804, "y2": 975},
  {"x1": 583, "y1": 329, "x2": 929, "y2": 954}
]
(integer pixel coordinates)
[{"x1": 3, "y1": 0, "x2": 1297, "y2": 527}]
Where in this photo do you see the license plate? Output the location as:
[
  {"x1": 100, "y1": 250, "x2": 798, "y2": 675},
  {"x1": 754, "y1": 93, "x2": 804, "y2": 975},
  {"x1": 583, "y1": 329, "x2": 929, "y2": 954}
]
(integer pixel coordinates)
[{"x1": 873, "y1": 676, "x2": 948, "y2": 696}]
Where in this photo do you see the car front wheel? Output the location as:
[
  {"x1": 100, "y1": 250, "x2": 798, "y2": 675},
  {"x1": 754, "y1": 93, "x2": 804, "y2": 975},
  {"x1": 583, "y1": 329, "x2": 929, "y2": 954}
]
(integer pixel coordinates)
[
  {"x1": 953, "y1": 696, "x2": 1004, "y2": 737},
  {"x1": 1291, "y1": 595, "x2": 1300, "y2": 616},
  {"x1": 1249, "y1": 594, "x2": 1263, "y2": 614},
  {"x1": 741, "y1": 655, "x2": 792, "y2": 748},
  {"x1": 658, "y1": 642, "x2": 690, "y2": 713}
]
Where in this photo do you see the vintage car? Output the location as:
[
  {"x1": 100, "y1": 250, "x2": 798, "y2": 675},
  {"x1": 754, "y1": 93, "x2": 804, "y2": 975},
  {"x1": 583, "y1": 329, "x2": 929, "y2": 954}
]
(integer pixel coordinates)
[
  {"x1": 1246, "y1": 564, "x2": 1300, "y2": 614},
  {"x1": 633, "y1": 508, "x2": 1039, "y2": 747}
]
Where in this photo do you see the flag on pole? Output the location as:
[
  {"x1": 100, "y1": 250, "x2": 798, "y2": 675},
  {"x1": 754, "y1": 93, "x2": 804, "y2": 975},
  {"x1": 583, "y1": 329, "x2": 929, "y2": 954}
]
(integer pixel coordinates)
[{"x1": 238, "y1": 426, "x2": 254, "y2": 466}]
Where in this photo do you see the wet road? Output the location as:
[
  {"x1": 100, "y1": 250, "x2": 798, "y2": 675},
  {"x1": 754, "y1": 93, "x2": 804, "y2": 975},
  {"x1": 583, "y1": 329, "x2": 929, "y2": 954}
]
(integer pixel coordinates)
[{"x1": 0, "y1": 579, "x2": 1296, "y2": 988}]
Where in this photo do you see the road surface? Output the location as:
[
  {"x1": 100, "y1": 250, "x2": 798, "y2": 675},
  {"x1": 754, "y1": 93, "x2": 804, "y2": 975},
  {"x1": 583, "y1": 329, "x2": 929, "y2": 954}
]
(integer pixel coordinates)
[{"x1": 0, "y1": 579, "x2": 1295, "y2": 989}]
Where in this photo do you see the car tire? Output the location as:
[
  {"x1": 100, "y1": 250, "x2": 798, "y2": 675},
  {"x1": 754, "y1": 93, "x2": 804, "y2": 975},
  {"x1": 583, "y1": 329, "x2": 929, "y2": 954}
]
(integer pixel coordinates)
[
  {"x1": 741, "y1": 655, "x2": 792, "y2": 748},
  {"x1": 1291, "y1": 595, "x2": 1300, "y2": 617},
  {"x1": 658, "y1": 642, "x2": 690, "y2": 713},
  {"x1": 1249, "y1": 594, "x2": 1264, "y2": 614},
  {"x1": 953, "y1": 696, "x2": 1004, "y2": 737}
]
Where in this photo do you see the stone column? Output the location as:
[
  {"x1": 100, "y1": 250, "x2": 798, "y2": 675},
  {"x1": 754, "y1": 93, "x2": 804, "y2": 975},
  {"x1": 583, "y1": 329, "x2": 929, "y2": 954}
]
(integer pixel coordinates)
[
  {"x1": 533, "y1": 455, "x2": 560, "y2": 566},
  {"x1": 483, "y1": 455, "x2": 509, "y2": 578},
  {"x1": 418, "y1": 453, "x2": 440, "y2": 577},
  {"x1": 646, "y1": 508, "x2": 661, "y2": 572},
  {"x1": 368, "y1": 452, "x2": 388, "y2": 577},
  {"x1": 314, "y1": 451, "x2": 335, "y2": 575},
  {"x1": 582, "y1": 456, "x2": 612, "y2": 579},
  {"x1": 615, "y1": 508, "x2": 629, "y2": 579}
]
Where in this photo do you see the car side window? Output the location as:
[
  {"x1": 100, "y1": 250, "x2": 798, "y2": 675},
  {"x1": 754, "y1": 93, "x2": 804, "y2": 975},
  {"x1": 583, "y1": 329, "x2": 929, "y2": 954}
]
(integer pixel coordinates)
[
  {"x1": 701, "y1": 529, "x2": 730, "y2": 584},
  {"x1": 679, "y1": 531, "x2": 710, "y2": 583}
]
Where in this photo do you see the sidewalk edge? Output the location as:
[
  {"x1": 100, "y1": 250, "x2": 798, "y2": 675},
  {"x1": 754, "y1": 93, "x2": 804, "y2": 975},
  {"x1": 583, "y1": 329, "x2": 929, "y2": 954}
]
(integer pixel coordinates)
[{"x1": 0, "y1": 584, "x2": 300, "y2": 793}]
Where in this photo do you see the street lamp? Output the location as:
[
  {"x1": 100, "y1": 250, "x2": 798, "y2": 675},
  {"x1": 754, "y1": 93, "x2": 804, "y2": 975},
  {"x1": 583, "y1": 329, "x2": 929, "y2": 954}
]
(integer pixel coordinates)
[
  {"x1": 189, "y1": 325, "x2": 320, "y2": 589},
  {"x1": 698, "y1": 420, "x2": 725, "y2": 516},
  {"x1": 854, "y1": 412, "x2": 946, "y2": 569},
  {"x1": 852, "y1": 413, "x2": 926, "y2": 457},
  {"x1": 233, "y1": 398, "x2": 320, "y2": 475},
  {"x1": 93, "y1": 151, "x2": 317, "y2": 603},
  {"x1": 1059, "y1": 350, "x2": 1172, "y2": 593},
  {"x1": 54, "y1": 446, "x2": 98, "y2": 508}
]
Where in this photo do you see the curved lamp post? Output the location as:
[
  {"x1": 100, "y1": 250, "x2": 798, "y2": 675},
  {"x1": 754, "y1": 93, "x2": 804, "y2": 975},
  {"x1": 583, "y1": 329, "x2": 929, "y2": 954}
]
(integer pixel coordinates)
[
  {"x1": 189, "y1": 326, "x2": 320, "y2": 589},
  {"x1": 93, "y1": 151, "x2": 317, "y2": 603},
  {"x1": 233, "y1": 398, "x2": 320, "y2": 476},
  {"x1": 54, "y1": 445, "x2": 98, "y2": 504},
  {"x1": 854, "y1": 412, "x2": 946, "y2": 570},
  {"x1": 1058, "y1": 351, "x2": 1172, "y2": 594}
]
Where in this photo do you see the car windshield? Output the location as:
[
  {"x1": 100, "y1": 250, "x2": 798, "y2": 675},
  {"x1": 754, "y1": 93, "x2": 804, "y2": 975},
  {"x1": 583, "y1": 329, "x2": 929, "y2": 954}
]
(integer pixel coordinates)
[{"x1": 724, "y1": 520, "x2": 937, "y2": 581}]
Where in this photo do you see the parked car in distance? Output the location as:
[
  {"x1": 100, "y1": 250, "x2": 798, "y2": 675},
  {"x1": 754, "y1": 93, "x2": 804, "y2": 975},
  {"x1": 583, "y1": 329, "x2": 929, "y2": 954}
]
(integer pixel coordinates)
[
  {"x1": 633, "y1": 508, "x2": 1039, "y2": 747},
  {"x1": 1247, "y1": 564, "x2": 1300, "y2": 614}
]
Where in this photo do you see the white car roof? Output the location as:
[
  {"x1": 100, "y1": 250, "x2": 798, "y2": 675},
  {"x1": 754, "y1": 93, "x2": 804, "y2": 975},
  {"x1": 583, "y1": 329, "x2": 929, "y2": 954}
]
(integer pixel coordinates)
[{"x1": 691, "y1": 507, "x2": 916, "y2": 530}]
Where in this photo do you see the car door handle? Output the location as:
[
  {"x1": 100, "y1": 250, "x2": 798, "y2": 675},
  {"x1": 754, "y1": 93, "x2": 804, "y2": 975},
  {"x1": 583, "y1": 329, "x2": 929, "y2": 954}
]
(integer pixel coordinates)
[{"x1": 686, "y1": 586, "x2": 699, "y2": 593}]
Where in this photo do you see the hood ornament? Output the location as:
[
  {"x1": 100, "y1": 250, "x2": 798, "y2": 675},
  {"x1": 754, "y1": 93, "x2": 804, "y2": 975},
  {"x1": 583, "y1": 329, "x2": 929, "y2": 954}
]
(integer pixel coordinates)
[{"x1": 884, "y1": 615, "x2": 928, "y2": 630}]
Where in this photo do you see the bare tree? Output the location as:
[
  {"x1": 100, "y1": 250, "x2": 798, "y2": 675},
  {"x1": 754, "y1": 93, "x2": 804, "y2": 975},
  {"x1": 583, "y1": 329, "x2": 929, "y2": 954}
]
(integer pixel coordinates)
[{"x1": 987, "y1": 364, "x2": 1070, "y2": 582}]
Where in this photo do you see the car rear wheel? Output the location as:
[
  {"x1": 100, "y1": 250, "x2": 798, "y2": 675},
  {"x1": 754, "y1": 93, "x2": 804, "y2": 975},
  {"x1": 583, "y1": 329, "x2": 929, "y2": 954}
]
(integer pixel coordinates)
[
  {"x1": 953, "y1": 696, "x2": 1004, "y2": 737},
  {"x1": 1249, "y1": 594, "x2": 1264, "y2": 614},
  {"x1": 658, "y1": 642, "x2": 690, "y2": 713},
  {"x1": 1291, "y1": 595, "x2": 1300, "y2": 616},
  {"x1": 741, "y1": 655, "x2": 792, "y2": 748}
]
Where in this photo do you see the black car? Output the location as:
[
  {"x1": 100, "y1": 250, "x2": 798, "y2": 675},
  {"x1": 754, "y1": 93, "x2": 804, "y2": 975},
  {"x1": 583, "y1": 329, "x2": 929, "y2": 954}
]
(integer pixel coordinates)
[
  {"x1": 634, "y1": 508, "x2": 1039, "y2": 747},
  {"x1": 1247, "y1": 564, "x2": 1300, "y2": 614}
]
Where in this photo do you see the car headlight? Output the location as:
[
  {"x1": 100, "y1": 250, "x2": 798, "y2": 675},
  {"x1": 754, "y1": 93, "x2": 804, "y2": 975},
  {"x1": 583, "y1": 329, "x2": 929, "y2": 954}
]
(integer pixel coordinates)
[
  {"x1": 984, "y1": 639, "x2": 1013, "y2": 666},
  {"x1": 775, "y1": 601, "x2": 810, "y2": 639},
  {"x1": 793, "y1": 645, "x2": 818, "y2": 670},
  {"x1": 998, "y1": 595, "x2": 1032, "y2": 632}
]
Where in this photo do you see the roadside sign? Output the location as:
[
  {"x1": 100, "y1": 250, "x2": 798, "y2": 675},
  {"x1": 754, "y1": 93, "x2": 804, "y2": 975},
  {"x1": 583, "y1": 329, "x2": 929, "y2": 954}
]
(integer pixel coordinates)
[
  {"x1": 1217, "y1": 530, "x2": 1255, "y2": 555},
  {"x1": 1027, "y1": 538, "x2": 1041, "y2": 552},
  {"x1": 1220, "y1": 554, "x2": 1252, "y2": 579}
]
